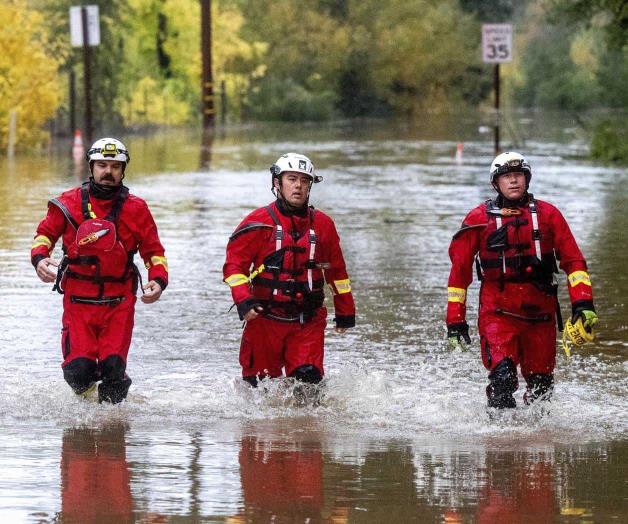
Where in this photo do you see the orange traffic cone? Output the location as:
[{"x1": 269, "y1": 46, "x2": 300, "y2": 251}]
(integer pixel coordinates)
[
  {"x1": 72, "y1": 129, "x2": 84, "y2": 163},
  {"x1": 455, "y1": 142, "x2": 463, "y2": 164}
]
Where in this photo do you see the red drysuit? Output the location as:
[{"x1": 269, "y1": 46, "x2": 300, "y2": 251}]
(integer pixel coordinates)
[
  {"x1": 223, "y1": 200, "x2": 355, "y2": 380},
  {"x1": 447, "y1": 195, "x2": 593, "y2": 377},
  {"x1": 31, "y1": 182, "x2": 168, "y2": 369}
]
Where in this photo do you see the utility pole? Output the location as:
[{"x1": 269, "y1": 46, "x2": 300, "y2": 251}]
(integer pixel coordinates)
[{"x1": 200, "y1": 0, "x2": 215, "y2": 128}]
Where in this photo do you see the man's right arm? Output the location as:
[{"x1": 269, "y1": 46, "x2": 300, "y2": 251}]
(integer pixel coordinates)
[
  {"x1": 223, "y1": 214, "x2": 270, "y2": 320},
  {"x1": 446, "y1": 208, "x2": 484, "y2": 348},
  {"x1": 31, "y1": 204, "x2": 66, "y2": 283}
]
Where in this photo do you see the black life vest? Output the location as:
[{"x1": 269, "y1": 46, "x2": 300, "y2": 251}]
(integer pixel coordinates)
[
  {"x1": 250, "y1": 205, "x2": 326, "y2": 322},
  {"x1": 476, "y1": 195, "x2": 558, "y2": 291}
]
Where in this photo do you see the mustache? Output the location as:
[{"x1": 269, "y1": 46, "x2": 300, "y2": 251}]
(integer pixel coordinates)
[{"x1": 101, "y1": 174, "x2": 115, "y2": 181}]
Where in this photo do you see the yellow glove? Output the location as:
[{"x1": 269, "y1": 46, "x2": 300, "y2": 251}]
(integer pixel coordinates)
[
  {"x1": 562, "y1": 309, "x2": 597, "y2": 357},
  {"x1": 447, "y1": 322, "x2": 471, "y2": 351}
]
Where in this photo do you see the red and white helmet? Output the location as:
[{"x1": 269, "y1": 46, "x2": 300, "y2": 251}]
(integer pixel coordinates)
[
  {"x1": 489, "y1": 151, "x2": 531, "y2": 186},
  {"x1": 270, "y1": 153, "x2": 322, "y2": 183},
  {"x1": 86, "y1": 138, "x2": 130, "y2": 165}
]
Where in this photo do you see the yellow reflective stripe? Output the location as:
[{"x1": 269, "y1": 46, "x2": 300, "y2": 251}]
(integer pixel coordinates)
[
  {"x1": 32, "y1": 235, "x2": 52, "y2": 250},
  {"x1": 145, "y1": 255, "x2": 169, "y2": 271},
  {"x1": 568, "y1": 271, "x2": 591, "y2": 287},
  {"x1": 225, "y1": 273, "x2": 249, "y2": 287},
  {"x1": 334, "y1": 279, "x2": 351, "y2": 294},
  {"x1": 447, "y1": 287, "x2": 466, "y2": 303}
]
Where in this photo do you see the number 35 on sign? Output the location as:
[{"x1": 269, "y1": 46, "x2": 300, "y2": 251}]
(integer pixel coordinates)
[{"x1": 482, "y1": 24, "x2": 513, "y2": 63}]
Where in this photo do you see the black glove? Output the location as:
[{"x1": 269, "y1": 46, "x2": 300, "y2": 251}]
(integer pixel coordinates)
[{"x1": 447, "y1": 322, "x2": 471, "y2": 350}]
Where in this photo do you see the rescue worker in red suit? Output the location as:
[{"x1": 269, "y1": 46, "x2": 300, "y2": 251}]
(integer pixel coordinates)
[
  {"x1": 32, "y1": 138, "x2": 168, "y2": 403},
  {"x1": 446, "y1": 152, "x2": 597, "y2": 409},
  {"x1": 223, "y1": 153, "x2": 355, "y2": 388}
]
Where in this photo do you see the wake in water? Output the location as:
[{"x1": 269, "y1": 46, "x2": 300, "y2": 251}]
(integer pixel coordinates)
[{"x1": 0, "y1": 349, "x2": 625, "y2": 444}]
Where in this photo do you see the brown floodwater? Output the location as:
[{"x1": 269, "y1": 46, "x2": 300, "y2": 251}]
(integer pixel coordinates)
[{"x1": 0, "y1": 116, "x2": 625, "y2": 522}]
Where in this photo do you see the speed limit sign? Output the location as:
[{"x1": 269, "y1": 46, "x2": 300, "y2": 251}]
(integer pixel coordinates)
[{"x1": 482, "y1": 24, "x2": 513, "y2": 63}]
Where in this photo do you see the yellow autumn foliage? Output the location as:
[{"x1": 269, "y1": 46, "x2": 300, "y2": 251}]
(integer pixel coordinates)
[
  {"x1": 124, "y1": 76, "x2": 190, "y2": 126},
  {"x1": 0, "y1": 0, "x2": 61, "y2": 151},
  {"x1": 122, "y1": 0, "x2": 267, "y2": 125}
]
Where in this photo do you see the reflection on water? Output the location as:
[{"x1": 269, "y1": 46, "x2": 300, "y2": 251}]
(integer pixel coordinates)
[
  {"x1": 60, "y1": 425, "x2": 133, "y2": 523},
  {"x1": 0, "y1": 118, "x2": 626, "y2": 521},
  {"x1": 235, "y1": 434, "x2": 328, "y2": 523},
  {"x1": 40, "y1": 422, "x2": 621, "y2": 522}
]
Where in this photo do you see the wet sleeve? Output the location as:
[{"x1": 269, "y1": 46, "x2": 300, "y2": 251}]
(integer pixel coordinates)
[
  {"x1": 446, "y1": 209, "x2": 483, "y2": 325},
  {"x1": 551, "y1": 206, "x2": 593, "y2": 309},
  {"x1": 322, "y1": 220, "x2": 355, "y2": 328},
  {"x1": 31, "y1": 204, "x2": 66, "y2": 268},
  {"x1": 223, "y1": 219, "x2": 269, "y2": 318},
  {"x1": 136, "y1": 203, "x2": 168, "y2": 290}
]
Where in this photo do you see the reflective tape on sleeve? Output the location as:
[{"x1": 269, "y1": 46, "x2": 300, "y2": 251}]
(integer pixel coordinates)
[
  {"x1": 447, "y1": 287, "x2": 466, "y2": 303},
  {"x1": 568, "y1": 271, "x2": 591, "y2": 287},
  {"x1": 145, "y1": 255, "x2": 169, "y2": 271},
  {"x1": 334, "y1": 279, "x2": 352, "y2": 294},
  {"x1": 32, "y1": 235, "x2": 52, "y2": 250},
  {"x1": 225, "y1": 273, "x2": 249, "y2": 287}
]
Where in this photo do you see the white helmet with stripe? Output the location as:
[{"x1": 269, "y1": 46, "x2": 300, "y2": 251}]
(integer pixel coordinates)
[
  {"x1": 270, "y1": 153, "x2": 322, "y2": 183},
  {"x1": 489, "y1": 151, "x2": 531, "y2": 186},
  {"x1": 87, "y1": 138, "x2": 130, "y2": 165}
]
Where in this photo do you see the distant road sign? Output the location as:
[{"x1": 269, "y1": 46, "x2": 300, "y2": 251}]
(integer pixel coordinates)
[
  {"x1": 70, "y1": 5, "x2": 100, "y2": 47},
  {"x1": 482, "y1": 24, "x2": 513, "y2": 63}
]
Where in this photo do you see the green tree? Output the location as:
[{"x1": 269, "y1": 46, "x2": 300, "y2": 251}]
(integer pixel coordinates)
[
  {"x1": 545, "y1": 0, "x2": 628, "y2": 49},
  {"x1": 121, "y1": 0, "x2": 266, "y2": 125},
  {"x1": 239, "y1": 0, "x2": 349, "y2": 120},
  {"x1": 459, "y1": 0, "x2": 516, "y2": 21},
  {"x1": 367, "y1": 0, "x2": 480, "y2": 116},
  {"x1": 513, "y1": 23, "x2": 602, "y2": 109}
]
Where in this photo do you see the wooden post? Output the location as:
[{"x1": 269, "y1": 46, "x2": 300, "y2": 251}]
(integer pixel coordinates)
[
  {"x1": 220, "y1": 79, "x2": 226, "y2": 126},
  {"x1": 69, "y1": 69, "x2": 76, "y2": 136},
  {"x1": 7, "y1": 110, "x2": 17, "y2": 159},
  {"x1": 200, "y1": 0, "x2": 215, "y2": 128}
]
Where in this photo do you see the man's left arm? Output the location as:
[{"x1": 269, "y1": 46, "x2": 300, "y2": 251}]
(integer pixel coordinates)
[
  {"x1": 136, "y1": 202, "x2": 168, "y2": 303},
  {"x1": 551, "y1": 206, "x2": 596, "y2": 325},
  {"x1": 322, "y1": 220, "x2": 355, "y2": 332}
]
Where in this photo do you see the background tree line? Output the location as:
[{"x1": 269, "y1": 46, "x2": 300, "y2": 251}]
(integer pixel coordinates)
[{"x1": 1, "y1": 0, "x2": 626, "y2": 159}]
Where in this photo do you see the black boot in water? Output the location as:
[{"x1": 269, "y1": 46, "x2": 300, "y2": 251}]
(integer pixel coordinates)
[
  {"x1": 98, "y1": 355, "x2": 132, "y2": 404},
  {"x1": 524, "y1": 373, "x2": 554, "y2": 405},
  {"x1": 486, "y1": 358, "x2": 518, "y2": 409}
]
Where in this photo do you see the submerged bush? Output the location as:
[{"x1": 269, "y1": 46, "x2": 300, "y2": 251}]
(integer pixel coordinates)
[
  {"x1": 590, "y1": 120, "x2": 628, "y2": 163},
  {"x1": 248, "y1": 78, "x2": 337, "y2": 122}
]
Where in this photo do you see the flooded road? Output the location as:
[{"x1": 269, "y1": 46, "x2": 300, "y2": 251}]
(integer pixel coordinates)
[{"x1": 0, "y1": 118, "x2": 626, "y2": 522}]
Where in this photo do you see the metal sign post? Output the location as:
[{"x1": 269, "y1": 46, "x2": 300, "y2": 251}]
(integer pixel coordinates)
[
  {"x1": 482, "y1": 24, "x2": 513, "y2": 155},
  {"x1": 70, "y1": 5, "x2": 100, "y2": 145}
]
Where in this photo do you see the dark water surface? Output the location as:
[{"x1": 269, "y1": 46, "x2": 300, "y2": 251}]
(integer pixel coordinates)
[{"x1": 0, "y1": 118, "x2": 625, "y2": 522}]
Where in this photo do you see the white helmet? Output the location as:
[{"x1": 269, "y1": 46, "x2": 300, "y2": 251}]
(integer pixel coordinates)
[
  {"x1": 87, "y1": 138, "x2": 130, "y2": 165},
  {"x1": 489, "y1": 151, "x2": 531, "y2": 186},
  {"x1": 270, "y1": 153, "x2": 322, "y2": 183}
]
